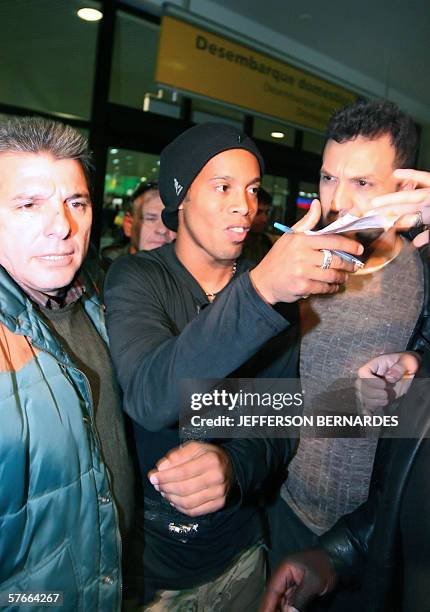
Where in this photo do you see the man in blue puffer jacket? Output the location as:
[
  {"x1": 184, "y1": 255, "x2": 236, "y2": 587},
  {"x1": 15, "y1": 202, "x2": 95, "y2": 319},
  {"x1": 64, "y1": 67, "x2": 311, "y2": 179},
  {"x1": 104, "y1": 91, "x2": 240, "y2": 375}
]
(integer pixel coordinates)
[{"x1": 0, "y1": 117, "x2": 134, "y2": 610}]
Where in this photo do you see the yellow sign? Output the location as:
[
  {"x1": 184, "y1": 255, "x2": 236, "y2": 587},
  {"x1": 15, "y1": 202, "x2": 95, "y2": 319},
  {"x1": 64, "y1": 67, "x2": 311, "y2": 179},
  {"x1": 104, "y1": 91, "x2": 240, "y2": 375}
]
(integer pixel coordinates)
[{"x1": 156, "y1": 16, "x2": 358, "y2": 132}]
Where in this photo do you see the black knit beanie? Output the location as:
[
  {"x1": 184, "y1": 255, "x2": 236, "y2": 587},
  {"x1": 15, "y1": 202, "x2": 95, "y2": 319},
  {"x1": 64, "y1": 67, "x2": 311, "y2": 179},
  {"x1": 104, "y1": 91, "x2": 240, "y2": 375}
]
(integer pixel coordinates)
[{"x1": 159, "y1": 122, "x2": 265, "y2": 231}]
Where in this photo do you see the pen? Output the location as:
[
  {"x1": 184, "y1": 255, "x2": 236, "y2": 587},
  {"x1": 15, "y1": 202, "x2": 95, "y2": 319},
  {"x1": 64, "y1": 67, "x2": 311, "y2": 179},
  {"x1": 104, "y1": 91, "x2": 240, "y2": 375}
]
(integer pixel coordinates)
[{"x1": 273, "y1": 222, "x2": 364, "y2": 269}]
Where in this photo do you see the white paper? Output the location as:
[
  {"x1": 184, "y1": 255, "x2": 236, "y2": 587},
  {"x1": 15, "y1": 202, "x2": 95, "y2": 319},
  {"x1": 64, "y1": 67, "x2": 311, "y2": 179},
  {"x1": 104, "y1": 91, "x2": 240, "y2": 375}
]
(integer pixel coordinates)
[{"x1": 305, "y1": 212, "x2": 399, "y2": 235}]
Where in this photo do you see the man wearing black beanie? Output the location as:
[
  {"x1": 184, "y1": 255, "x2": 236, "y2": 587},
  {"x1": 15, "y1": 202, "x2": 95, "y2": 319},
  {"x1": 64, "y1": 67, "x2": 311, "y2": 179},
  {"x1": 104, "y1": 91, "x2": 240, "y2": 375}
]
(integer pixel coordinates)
[{"x1": 104, "y1": 122, "x2": 361, "y2": 610}]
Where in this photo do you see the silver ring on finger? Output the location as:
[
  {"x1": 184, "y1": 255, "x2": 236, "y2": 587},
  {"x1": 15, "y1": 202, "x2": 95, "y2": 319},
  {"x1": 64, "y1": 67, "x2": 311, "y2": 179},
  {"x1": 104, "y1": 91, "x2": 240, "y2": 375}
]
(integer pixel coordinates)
[
  {"x1": 320, "y1": 249, "x2": 333, "y2": 270},
  {"x1": 414, "y1": 210, "x2": 424, "y2": 228}
]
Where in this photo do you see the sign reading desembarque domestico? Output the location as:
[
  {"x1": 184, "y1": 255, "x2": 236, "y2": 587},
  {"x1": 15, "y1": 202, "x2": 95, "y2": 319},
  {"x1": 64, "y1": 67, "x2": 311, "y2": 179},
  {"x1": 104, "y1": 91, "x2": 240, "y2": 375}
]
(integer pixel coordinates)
[{"x1": 155, "y1": 16, "x2": 358, "y2": 132}]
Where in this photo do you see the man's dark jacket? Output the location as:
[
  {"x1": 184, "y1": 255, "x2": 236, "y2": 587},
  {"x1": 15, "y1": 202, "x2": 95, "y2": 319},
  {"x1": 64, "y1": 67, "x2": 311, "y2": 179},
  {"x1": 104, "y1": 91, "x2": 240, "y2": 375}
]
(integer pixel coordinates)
[{"x1": 321, "y1": 245, "x2": 430, "y2": 612}]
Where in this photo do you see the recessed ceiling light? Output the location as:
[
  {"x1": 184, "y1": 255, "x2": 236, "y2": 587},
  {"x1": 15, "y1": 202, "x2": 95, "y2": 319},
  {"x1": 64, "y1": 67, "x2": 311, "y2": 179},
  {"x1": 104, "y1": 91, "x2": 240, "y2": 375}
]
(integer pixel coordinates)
[
  {"x1": 271, "y1": 131, "x2": 285, "y2": 139},
  {"x1": 112, "y1": 159, "x2": 120, "y2": 165},
  {"x1": 110, "y1": 148, "x2": 118, "y2": 154},
  {"x1": 77, "y1": 8, "x2": 103, "y2": 22}
]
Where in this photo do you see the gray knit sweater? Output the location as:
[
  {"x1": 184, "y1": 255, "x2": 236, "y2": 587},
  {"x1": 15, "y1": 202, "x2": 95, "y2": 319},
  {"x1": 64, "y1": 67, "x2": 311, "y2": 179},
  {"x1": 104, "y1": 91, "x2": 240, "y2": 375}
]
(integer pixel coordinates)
[{"x1": 282, "y1": 240, "x2": 424, "y2": 534}]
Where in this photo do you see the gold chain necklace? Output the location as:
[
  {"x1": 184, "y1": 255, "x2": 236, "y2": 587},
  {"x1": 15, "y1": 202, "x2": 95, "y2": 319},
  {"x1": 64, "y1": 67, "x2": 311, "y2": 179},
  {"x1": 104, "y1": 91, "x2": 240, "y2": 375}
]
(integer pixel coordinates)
[{"x1": 204, "y1": 262, "x2": 237, "y2": 302}]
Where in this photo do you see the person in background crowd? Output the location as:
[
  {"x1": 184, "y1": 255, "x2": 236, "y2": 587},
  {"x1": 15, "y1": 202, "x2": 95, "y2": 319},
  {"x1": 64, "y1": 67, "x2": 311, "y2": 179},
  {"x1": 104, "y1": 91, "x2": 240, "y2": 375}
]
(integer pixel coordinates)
[
  {"x1": 102, "y1": 181, "x2": 175, "y2": 267},
  {"x1": 241, "y1": 186, "x2": 274, "y2": 263},
  {"x1": 104, "y1": 121, "x2": 362, "y2": 610},
  {"x1": 0, "y1": 116, "x2": 134, "y2": 610}
]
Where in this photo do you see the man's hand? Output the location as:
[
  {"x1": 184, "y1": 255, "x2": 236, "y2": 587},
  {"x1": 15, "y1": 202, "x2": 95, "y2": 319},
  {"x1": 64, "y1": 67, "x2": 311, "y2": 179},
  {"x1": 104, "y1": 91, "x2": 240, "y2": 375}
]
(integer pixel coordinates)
[
  {"x1": 369, "y1": 169, "x2": 430, "y2": 246},
  {"x1": 250, "y1": 200, "x2": 363, "y2": 305},
  {"x1": 260, "y1": 549, "x2": 337, "y2": 612},
  {"x1": 148, "y1": 441, "x2": 234, "y2": 517},
  {"x1": 356, "y1": 351, "x2": 421, "y2": 412}
]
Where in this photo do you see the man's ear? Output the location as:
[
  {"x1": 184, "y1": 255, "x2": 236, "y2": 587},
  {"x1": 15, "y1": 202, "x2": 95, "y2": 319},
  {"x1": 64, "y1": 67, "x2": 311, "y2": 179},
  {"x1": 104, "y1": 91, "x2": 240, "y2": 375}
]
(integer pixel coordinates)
[
  {"x1": 177, "y1": 204, "x2": 184, "y2": 230},
  {"x1": 179, "y1": 189, "x2": 191, "y2": 209},
  {"x1": 123, "y1": 211, "x2": 132, "y2": 238},
  {"x1": 178, "y1": 195, "x2": 189, "y2": 212}
]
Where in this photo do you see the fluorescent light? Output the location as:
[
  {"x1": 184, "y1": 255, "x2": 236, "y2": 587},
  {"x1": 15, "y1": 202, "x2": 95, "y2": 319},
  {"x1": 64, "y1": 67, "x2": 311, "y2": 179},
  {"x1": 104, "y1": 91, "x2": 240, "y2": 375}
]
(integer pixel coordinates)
[
  {"x1": 77, "y1": 8, "x2": 103, "y2": 22},
  {"x1": 271, "y1": 131, "x2": 285, "y2": 139}
]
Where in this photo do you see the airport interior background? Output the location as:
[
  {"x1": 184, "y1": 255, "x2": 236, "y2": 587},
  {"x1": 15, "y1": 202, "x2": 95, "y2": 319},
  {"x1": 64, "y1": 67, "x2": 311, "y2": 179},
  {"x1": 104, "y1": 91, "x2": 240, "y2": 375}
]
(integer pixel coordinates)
[{"x1": 2, "y1": 0, "x2": 429, "y2": 251}]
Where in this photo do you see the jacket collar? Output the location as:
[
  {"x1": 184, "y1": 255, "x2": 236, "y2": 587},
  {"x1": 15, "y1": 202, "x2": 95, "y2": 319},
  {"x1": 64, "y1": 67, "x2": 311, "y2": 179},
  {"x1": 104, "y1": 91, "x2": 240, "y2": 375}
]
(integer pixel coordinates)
[
  {"x1": 19, "y1": 277, "x2": 85, "y2": 310},
  {"x1": 0, "y1": 263, "x2": 106, "y2": 365}
]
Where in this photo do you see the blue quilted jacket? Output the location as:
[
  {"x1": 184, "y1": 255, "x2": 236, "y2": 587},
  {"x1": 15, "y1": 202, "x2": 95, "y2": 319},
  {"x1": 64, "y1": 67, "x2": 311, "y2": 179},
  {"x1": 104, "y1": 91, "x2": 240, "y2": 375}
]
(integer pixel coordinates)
[{"x1": 0, "y1": 264, "x2": 121, "y2": 611}]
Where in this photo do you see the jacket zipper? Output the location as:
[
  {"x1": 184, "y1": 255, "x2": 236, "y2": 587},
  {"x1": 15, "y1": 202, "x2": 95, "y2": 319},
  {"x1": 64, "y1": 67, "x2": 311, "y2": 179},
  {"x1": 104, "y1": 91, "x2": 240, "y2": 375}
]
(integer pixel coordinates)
[
  {"x1": 77, "y1": 367, "x2": 123, "y2": 610},
  {"x1": 28, "y1": 335, "x2": 123, "y2": 610}
]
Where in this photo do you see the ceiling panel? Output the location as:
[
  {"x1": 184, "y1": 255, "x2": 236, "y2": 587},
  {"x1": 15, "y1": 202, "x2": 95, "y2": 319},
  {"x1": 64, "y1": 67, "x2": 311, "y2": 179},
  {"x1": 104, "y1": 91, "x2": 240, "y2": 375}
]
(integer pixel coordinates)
[{"x1": 211, "y1": 0, "x2": 430, "y2": 106}]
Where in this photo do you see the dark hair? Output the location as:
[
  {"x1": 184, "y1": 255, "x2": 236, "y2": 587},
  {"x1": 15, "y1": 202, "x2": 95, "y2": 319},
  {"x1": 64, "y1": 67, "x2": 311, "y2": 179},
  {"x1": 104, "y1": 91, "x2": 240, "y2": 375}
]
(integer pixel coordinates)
[
  {"x1": 258, "y1": 187, "x2": 272, "y2": 207},
  {"x1": 0, "y1": 116, "x2": 92, "y2": 183},
  {"x1": 131, "y1": 181, "x2": 159, "y2": 203},
  {"x1": 325, "y1": 99, "x2": 418, "y2": 168}
]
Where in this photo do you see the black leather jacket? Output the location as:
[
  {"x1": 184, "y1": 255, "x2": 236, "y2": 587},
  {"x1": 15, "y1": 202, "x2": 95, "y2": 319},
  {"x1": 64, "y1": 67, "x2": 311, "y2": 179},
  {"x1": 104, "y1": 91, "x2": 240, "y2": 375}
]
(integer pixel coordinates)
[{"x1": 321, "y1": 245, "x2": 430, "y2": 611}]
